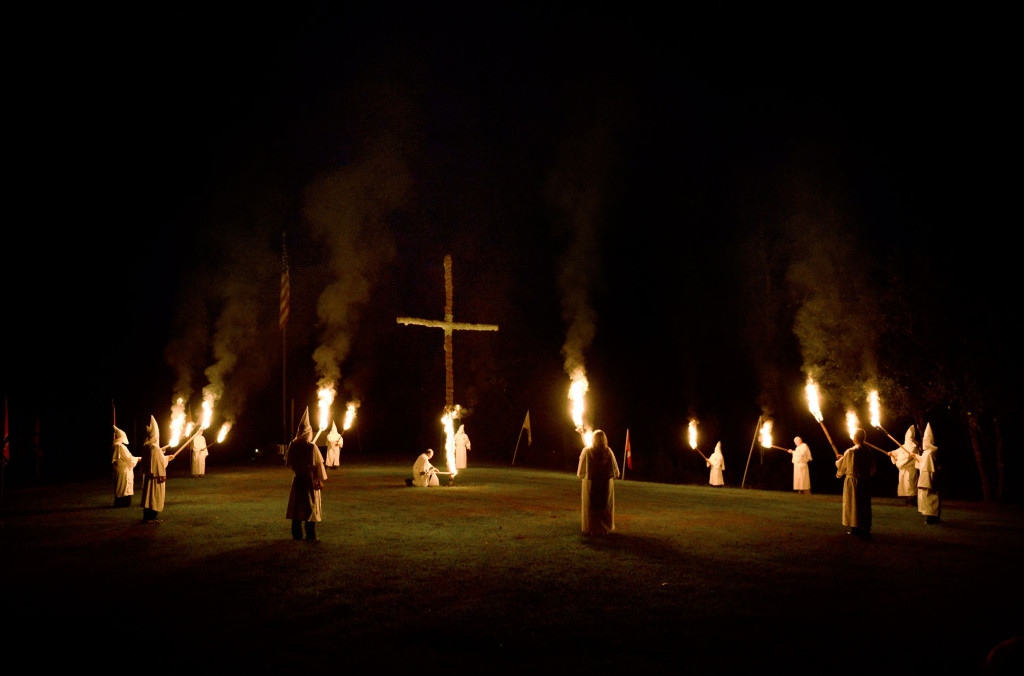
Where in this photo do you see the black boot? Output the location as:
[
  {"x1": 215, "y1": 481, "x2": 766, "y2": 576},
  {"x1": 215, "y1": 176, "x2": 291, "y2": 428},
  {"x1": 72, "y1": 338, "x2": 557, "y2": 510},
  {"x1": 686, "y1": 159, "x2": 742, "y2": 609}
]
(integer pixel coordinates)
[
  {"x1": 305, "y1": 521, "x2": 318, "y2": 542},
  {"x1": 291, "y1": 520, "x2": 304, "y2": 540}
]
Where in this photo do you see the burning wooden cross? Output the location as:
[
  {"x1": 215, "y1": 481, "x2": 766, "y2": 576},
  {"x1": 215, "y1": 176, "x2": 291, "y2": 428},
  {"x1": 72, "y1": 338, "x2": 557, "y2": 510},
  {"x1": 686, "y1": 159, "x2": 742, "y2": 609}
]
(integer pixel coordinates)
[{"x1": 397, "y1": 254, "x2": 499, "y2": 411}]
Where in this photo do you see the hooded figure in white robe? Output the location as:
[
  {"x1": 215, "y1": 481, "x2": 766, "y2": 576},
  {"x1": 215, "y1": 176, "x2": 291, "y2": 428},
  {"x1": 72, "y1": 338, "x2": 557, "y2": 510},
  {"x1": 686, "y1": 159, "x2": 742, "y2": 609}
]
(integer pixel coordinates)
[
  {"x1": 916, "y1": 423, "x2": 941, "y2": 522},
  {"x1": 412, "y1": 449, "x2": 440, "y2": 487},
  {"x1": 890, "y1": 425, "x2": 920, "y2": 504},
  {"x1": 577, "y1": 430, "x2": 620, "y2": 535},
  {"x1": 788, "y1": 437, "x2": 812, "y2": 493},
  {"x1": 286, "y1": 408, "x2": 327, "y2": 541},
  {"x1": 325, "y1": 422, "x2": 342, "y2": 469},
  {"x1": 454, "y1": 424, "x2": 471, "y2": 470},
  {"x1": 707, "y1": 442, "x2": 725, "y2": 486},
  {"x1": 836, "y1": 428, "x2": 875, "y2": 536},
  {"x1": 111, "y1": 425, "x2": 139, "y2": 507},
  {"x1": 190, "y1": 433, "x2": 208, "y2": 477},
  {"x1": 140, "y1": 416, "x2": 172, "y2": 522}
]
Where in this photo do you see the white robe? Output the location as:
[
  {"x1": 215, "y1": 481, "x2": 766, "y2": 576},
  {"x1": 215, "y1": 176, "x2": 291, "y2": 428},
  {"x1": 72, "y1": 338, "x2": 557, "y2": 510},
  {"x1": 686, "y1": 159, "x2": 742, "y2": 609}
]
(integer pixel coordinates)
[
  {"x1": 412, "y1": 453, "x2": 439, "y2": 487},
  {"x1": 837, "y1": 444, "x2": 875, "y2": 530},
  {"x1": 191, "y1": 435, "x2": 208, "y2": 476},
  {"x1": 286, "y1": 440, "x2": 328, "y2": 522},
  {"x1": 891, "y1": 445, "x2": 919, "y2": 497},
  {"x1": 792, "y1": 443, "x2": 812, "y2": 491},
  {"x1": 112, "y1": 443, "x2": 140, "y2": 498},
  {"x1": 707, "y1": 450, "x2": 725, "y2": 486},
  {"x1": 454, "y1": 429, "x2": 471, "y2": 470},
  {"x1": 141, "y1": 443, "x2": 169, "y2": 512},
  {"x1": 325, "y1": 438, "x2": 342, "y2": 468},
  {"x1": 578, "y1": 444, "x2": 620, "y2": 534},
  {"x1": 916, "y1": 449, "x2": 940, "y2": 516}
]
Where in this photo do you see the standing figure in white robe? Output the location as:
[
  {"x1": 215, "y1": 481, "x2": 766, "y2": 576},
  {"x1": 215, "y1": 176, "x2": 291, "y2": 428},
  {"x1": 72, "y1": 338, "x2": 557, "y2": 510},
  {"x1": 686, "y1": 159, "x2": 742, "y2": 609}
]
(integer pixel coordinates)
[
  {"x1": 707, "y1": 442, "x2": 725, "y2": 486},
  {"x1": 411, "y1": 449, "x2": 440, "y2": 487},
  {"x1": 577, "y1": 430, "x2": 620, "y2": 535},
  {"x1": 324, "y1": 422, "x2": 342, "y2": 469},
  {"x1": 787, "y1": 437, "x2": 812, "y2": 494},
  {"x1": 140, "y1": 416, "x2": 174, "y2": 523},
  {"x1": 890, "y1": 424, "x2": 920, "y2": 506},
  {"x1": 454, "y1": 424, "x2": 471, "y2": 470},
  {"x1": 190, "y1": 433, "x2": 208, "y2": 477},
  {"x1": 913, "y1": 423, "x2": 941, "y2": 523},
  {"x1": 111, "y1": 425, "x2": 139, "y2": 507},
  {"x1": 286, "y1": 408, "x2": 327, "y2": 541},
  {"x1": 836, "y1": 428, "x2": 875, "y2": 537}
]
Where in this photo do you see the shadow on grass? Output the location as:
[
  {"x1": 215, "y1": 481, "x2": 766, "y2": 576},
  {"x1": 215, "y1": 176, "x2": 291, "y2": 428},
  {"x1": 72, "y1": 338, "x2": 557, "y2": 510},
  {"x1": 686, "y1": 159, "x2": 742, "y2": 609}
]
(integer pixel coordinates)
[{"x1": 579, "y1": 531, "x2": 684, "y2": 562}]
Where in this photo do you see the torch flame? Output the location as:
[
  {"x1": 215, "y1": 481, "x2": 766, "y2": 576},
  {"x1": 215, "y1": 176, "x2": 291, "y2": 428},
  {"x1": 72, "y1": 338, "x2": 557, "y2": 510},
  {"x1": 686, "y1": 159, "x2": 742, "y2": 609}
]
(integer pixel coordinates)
[
  {"x1": 568, "y1": 369, "x2": 592, "y2": 445},
  {"x1": 806, "y1": 377, "x2": 823, "y2": 423},
  {"x1": 846, "y1": 410, "x2": 859, "y2": 441},
  {"x1": 441, "y1": 410, "x2": 458, "y2": 477},
  {"x1": 760, "y1": 420, "x2": 773, "y2": 448},
  {"x1": 184, "y1": 421, "x2": 194, "y2": 437},
  {"x1": 317, "y1": 386, "x2": 335, "y2": 431},
  {"x1": 342, "y1": 402, "x2": 357, "y2": 431},
  {"x1": 201, "y1": 397, "x2": 214, "y2": 430},
  {"x1": 688, "y1": 419, "x2": 698, "y2": 450},
  {"x1": 868, "y1": 390, "x2": 881, "y2": 429},
  {"x1": 568, "y1": 370, "x2": 588, "y2": 430},
  {"x1": 169, "y1": 398, "x2": 186, "y2": 446},
  {"x1": 217, "y1": 422, "x2": 231, "y2": 444}
]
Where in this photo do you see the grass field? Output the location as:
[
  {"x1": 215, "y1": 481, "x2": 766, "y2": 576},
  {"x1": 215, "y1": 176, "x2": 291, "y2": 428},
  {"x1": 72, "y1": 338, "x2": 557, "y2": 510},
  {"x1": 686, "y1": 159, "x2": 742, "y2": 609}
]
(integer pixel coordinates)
[{"x1": 2, "y1": 457, "x2": 1022, "y2": 674}]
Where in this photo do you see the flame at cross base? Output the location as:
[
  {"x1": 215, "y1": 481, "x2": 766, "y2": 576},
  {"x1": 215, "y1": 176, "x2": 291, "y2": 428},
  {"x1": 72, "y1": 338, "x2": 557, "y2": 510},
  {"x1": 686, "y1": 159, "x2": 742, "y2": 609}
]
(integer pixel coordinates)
[
  {"x1": 441, "y1": 408, "x2": 460, "y2": 476},
  {"x1": 760, "y1": 420, "x2": 773, "y2": 448},
  {"x1": 569, "y1": 369, "x2": 592, "y2": 446}
]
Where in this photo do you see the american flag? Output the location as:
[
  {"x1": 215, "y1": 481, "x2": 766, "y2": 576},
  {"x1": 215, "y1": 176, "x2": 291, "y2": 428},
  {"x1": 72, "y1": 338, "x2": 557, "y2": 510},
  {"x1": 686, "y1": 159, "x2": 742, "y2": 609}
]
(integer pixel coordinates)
[{"x1": 279, "y1": 232, "x2": 290, "y2": 330}]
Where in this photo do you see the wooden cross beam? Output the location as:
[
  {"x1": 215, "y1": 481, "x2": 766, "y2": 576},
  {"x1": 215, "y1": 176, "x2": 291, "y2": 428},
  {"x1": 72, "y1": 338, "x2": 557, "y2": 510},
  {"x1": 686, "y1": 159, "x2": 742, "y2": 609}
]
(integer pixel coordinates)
[{"x1": 396, "y1": 255, "x2": 499, "y2": 410}]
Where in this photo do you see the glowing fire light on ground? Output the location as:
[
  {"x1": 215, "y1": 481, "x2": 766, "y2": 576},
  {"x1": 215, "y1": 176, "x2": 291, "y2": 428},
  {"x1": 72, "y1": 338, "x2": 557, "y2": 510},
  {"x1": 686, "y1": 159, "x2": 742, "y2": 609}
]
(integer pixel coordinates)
[
  {"x1": 216, "y1": 422, "x2": 231, "y2": 444},
  {"x1": 806, "y1": 378, "x2": 823, "y2": 422},
  {"x1": 342, "y1": 402, "x2": 358, "y2": 431},
  {"x1": 846, "y1": 411, "x2": 860, "y2": 440},
  {"x1": 868, "y1": 390, "x2": 881, "y2": 428},
  {"x1": 760, "y1": 420, "x2": 773, "y2": 448},
  {"x1": 441, "y1": 410, "x2": 458, "y2": 476}
]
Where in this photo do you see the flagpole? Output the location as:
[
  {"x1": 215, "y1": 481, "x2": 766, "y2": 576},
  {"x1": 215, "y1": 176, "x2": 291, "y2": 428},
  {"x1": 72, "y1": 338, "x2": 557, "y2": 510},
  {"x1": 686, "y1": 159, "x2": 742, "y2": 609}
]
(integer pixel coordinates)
[
  {"x1": 622, "y1": 429, "x2": 629, "y2": 480},
  {"x1": 741, "y1": 415, "x2": 763, "y2": 489},
  {"x1": 511, "y1": 427, "x2": 525, "y2": 466}
]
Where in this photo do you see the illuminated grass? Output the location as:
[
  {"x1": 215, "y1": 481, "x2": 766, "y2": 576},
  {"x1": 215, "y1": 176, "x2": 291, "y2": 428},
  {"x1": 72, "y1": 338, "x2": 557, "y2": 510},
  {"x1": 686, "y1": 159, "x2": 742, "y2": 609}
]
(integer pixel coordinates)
[{"x1": 2, "y1": 461, "x2": 1022, "y2": 673}]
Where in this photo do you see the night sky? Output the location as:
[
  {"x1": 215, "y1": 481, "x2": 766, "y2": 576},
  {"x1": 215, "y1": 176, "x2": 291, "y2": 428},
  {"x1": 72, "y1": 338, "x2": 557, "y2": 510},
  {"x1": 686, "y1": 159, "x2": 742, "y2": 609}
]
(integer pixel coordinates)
[{"x1": 5, "y1": 5, "x2": 1020, "y2": 493}]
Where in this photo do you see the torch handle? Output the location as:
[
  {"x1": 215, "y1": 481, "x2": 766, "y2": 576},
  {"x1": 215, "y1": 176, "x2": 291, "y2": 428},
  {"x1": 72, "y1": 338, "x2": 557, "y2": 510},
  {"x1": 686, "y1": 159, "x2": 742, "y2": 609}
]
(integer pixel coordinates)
[
  {"x1": 694, "y1": 448, "x2": 709, "y2": 462},
  {"x1": 312, "y1": 428, "x2": 324, "y2": 444},
  {"x1": 171, "y1": 428, "x2": 204, "y2": 458},
  {"x1": 818, "y1": 421, "x2": 842, "y2": 459},
  {"x1": 771, "y1": 446, "x2": 792, "y2": 452},
  {"x1": 864, "y1": 441, "x2": 891, "y2": 455}
]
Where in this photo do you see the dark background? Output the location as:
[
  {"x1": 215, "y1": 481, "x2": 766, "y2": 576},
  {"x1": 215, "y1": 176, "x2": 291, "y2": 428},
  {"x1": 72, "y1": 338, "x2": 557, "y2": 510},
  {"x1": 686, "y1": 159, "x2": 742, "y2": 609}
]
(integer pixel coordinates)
[{"x1": 4, "y1": 4, "x2": 1020, "y2": 497}]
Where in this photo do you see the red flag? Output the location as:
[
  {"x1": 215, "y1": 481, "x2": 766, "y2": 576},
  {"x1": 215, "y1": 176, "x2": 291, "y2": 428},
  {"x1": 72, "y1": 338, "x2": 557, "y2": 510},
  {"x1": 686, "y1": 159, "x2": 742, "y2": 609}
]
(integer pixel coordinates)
[
  {"x1": 279, "y1": 232, "x2": 290, "y2": 330},
  {"x1": 624, "y1": 429, "x2": 632, "y2": 470}
]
